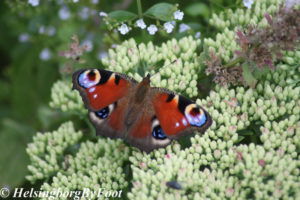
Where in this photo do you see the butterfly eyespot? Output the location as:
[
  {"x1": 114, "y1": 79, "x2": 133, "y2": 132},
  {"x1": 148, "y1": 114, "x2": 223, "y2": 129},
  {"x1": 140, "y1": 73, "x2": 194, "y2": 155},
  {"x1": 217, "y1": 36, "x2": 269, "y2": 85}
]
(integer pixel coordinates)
[
  {"x1": 94, "y1": 103, "x2": 116, "y2": 119},
  {"x1": 152, "y1": 125, "x2": 167, "y2": 140},
  {"x1": 78, "y1": 69, "x2": 101, "y2": 88},
  {"x1": 87, "y1": 71, "x2": 96, "y2": 80},
  {"x1": 185, "y1": 104, "x2": 206, "y2": 127},
  {"x1": 95, "y1": 106, "x2": 110, "y2": 119}
]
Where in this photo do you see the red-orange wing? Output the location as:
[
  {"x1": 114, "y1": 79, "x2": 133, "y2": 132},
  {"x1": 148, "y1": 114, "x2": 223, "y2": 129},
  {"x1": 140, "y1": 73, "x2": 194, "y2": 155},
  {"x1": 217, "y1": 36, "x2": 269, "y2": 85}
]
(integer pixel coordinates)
[
  {"x1": 73, "y1": 68, "x2": 136, "y2": 111},
  {"x1": 152, "y1": 89, "x2": 212, "y2": 139}
]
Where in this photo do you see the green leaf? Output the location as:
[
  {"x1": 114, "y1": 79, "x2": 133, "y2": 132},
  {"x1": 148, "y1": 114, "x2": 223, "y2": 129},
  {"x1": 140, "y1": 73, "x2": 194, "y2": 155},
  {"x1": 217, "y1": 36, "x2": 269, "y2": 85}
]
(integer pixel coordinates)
[
  {"x1": 238, "y1": 131, "x2": 255, "y2": 136},
  {"x1": 185, "y1": 3, "x2": 210, "y2": 18},
  {"x1": 0, "y1": 119, "x2": 33, "y2": 188},
  {"x1": 252, "y1": 67, "x2": 270, "y2": 79},
  {"x1": 107, "y1": 10, "x2": 137, "y2": 24},
  {"x1": 186, "y1": 22, "x2": 202, "y2": 30},
  {"x1": 236, "y1": 136, "x2": 245, "y2": 143},
  {"x1": 10, "y1": 44, "x2": 58, "y2": 121},
  {"x1": 144, "y1": 3, "x2": 175, "y2": 21},
  {"x1": 242, "y1": 63, "x2": 257, "y2": 88}
]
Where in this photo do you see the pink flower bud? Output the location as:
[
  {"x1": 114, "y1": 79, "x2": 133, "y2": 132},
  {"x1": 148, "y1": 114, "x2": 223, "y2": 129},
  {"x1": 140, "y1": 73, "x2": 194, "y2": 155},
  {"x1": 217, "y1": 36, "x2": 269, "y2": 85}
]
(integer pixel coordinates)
[{"x1": 258, "y1": 159, "x2": 265, "y2": 167}]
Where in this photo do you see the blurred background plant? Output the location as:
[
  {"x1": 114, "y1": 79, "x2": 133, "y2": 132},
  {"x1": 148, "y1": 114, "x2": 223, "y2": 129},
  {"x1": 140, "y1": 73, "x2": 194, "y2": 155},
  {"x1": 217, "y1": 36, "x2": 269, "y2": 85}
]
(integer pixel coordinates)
[{"x1": 0, "y1": 0, "x2": 299, "y2": 199}]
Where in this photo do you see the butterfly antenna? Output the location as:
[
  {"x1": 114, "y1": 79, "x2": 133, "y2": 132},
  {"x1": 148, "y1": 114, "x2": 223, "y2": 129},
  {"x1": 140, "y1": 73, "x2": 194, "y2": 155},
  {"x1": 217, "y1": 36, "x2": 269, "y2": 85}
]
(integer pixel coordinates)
[{"x1": 150, "y1": 59, "x2": 177, "y2": 79}]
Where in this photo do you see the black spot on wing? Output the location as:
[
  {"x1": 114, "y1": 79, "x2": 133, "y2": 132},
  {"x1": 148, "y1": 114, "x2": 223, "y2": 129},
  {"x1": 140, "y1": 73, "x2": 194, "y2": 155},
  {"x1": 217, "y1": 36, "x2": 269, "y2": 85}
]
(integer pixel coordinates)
[
  {"x1": 166, "y1": 93, "x2": 175, "y2": 102},
  {"x1": 151, "y1": 115, "x2": 157, "y2": 122},
  {"x1": 88, "y1": 70, "x2": 96, "y2": 78},
  {"x1": 152, "y1": 125, "x2": 167, "y2": 140},
  {"x1": 115, "y1": 75, "x2": 120, "y2": 85},
  {"x1": 95, "y1": 107, "x2": 110, "y2": 119},
  {"x1": 178, "y1": 95, "x2": 193, "y2": 115},
  {"x1": 190, "y1": 107, "x2": 200, "y2": 116},
  {"x1": 98, "y1": 70, "x2": 113, "y2": 85}
]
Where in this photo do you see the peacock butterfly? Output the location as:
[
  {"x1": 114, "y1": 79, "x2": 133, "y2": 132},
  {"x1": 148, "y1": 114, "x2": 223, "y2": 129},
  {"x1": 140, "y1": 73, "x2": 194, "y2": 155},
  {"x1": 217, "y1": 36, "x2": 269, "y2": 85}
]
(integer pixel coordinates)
[{"x1": 72, "y1": 68, "x2": 212, "y2": 153}]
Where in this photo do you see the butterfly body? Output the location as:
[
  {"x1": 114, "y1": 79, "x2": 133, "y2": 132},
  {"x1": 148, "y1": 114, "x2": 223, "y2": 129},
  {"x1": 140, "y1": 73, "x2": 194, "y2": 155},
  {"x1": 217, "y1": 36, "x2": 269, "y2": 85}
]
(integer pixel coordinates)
[{"x1": 73, "y1": 68, "x2": 212, "y2": 153}]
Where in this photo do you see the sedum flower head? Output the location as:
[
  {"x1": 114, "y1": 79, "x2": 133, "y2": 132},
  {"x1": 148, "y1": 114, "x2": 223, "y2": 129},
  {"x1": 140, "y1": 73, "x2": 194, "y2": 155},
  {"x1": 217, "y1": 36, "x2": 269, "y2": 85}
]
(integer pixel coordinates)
[
  {"x1": 209, "y1": 0, "x2": 283, "y2": 30},
  {"x1": 101, "y1": 36, "x2": 201, "y2": 98},
  {"x1": 49, "y1": 80, "x2": 86, "y2": 114},
  {"x1": 40, "y1": 138, "x2": 130, "y2": 199},
  {"x1": 26, "y1": 122, "x2": 82, "y2": 183},
  {"x1": 26, "y1": 122, "x2": 130, "y2": 199}
]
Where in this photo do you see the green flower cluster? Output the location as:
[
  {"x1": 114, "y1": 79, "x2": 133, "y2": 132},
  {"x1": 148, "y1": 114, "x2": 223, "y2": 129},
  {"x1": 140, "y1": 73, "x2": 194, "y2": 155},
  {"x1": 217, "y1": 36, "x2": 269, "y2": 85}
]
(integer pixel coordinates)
[
  {"x1": 280, "y1": 50, "x2": 300, "y2": 86},
  {"x1": 26, "y1": 121, "x2": 130, "y2": 199},
  {"x1": 41, "y1": 138, "x2": 130, "y2": 200},
  {"x1": 204, "y1": 0, "x2": 300, "y2": 66},
  {"x1": 204, "y1": 32, "x2": 300, "y2": 71},
  {"x1": 129, "y1": 138, "x2": 300, "y2": 199},
  {"x1": 49, "y1": 81, "x2": 86, "y2": 114},
  {"x1": 204, "y1": 27, "x2": 239, "y2": 62},
  {"x1": 209, "y1": 0, "x2": 283, "y2": 30},
  {"x1": 26, "y1": 122, "x2": 82, "y2": 183},
  {"x1": 102, "y1": 37, "x2": 202, "y2": 98}
]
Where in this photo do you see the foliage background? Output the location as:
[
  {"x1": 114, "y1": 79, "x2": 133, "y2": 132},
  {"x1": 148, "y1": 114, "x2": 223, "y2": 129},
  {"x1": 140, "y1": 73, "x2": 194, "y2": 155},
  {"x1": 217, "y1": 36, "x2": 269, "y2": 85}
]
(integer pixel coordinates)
[{"x1": 0, "y1": 0, "x2": 299, "y2": 199}]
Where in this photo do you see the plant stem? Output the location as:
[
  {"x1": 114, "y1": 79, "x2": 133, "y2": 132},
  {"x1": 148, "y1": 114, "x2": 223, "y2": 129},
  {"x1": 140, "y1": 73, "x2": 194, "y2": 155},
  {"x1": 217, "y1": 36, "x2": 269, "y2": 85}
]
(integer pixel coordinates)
[
  {"x1": 224, "y1": 57, "x2": 244, "y2": 68},
  {"x1": 84, "y1": 117, "x2": 96, "y2": 135},
  {"x1": 137, "y1": 0, "x2": 143, "y2": 18}
]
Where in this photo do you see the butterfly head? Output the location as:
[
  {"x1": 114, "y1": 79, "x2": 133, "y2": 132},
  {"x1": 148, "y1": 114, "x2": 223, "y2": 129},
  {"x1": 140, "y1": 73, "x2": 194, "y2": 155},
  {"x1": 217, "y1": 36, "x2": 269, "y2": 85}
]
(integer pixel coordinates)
[
  {"x1": 133, "y1": 73, "x2": 152, "y2": 103},
  {"x1": 142, "y1": 73, "x2": 151, "y2": 84}
]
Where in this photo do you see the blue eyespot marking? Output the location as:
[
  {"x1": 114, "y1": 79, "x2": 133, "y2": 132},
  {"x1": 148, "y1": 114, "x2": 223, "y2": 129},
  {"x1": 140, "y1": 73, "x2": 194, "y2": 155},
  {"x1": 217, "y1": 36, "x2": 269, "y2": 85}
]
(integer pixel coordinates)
[
  {"x1": 186, "y1": 108, "x2": 207, "y2": 127},
  {"x1": 78, "y1": 71, "x2": 98, "y2": 88},
  {"x1": 95, "y1": 107, "x2": 109, "y2": 119},
  {"x1": 152, "y1": 126, "x2": 167, "y2": 140}
]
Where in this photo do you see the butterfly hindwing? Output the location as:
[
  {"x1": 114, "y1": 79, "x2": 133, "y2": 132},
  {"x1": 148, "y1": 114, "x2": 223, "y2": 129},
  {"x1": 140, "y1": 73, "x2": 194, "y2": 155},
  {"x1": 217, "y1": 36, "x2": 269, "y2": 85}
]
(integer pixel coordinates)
[
  {"x1": 125, "y1": 104, "x2": 171, "y2": 153},
  {"x1": 88, "y1": 97, "x2": 129, "y2": 139}
]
